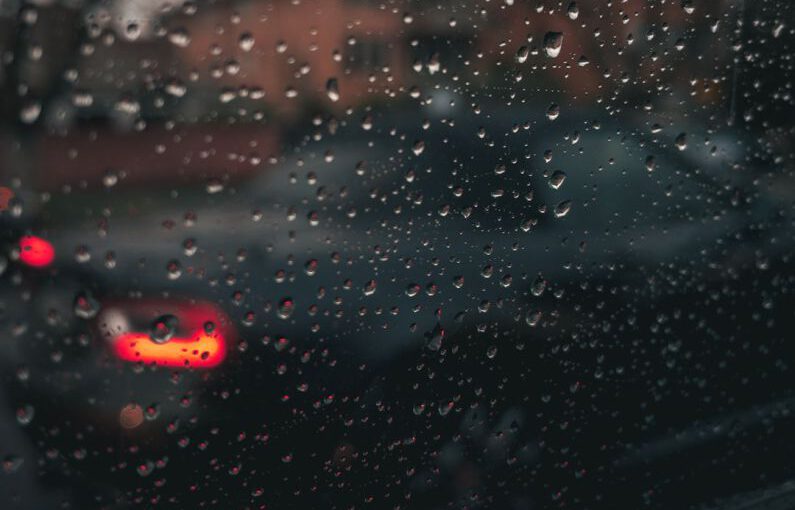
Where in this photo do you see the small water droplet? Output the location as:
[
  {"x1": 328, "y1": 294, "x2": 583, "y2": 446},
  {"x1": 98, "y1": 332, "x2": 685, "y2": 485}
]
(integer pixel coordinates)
[
  {"x1": 546, "y1": 103, "x2": 560, "y2": 120},
  {"x1": 239, "y1": 32, "x2": 255, "y2": 51},
  {"x1": 543, "y1": 32, "x2": 564, "y2": 58},
  {"x1": 567, "y1": 1, "x2": 579, "y2": 20},
  {"x1": 531, "y1": 276, "x2": 547, "y2": 297},
  {"x1": 3, "y1": 455, "x2": 24, "y2": 474},
  {"x1": 206, "y1": 178, "x2": 224, "y2": 194},
  {"x1": 548, "y1": 170, "x2": 567, "y2": 190},
  {"x1": 553, "y1": 200, "x2": 572, "y2": 218},
  {"x1": 675, "y1": 133, "x2": 688, "y2": 151},
  {"x1": 516, "y1": 45, "x2": 529, "y2": 63},
  {"x1": 326, "y1": 78, "x2": 340, "y2": 102},
  {"x1": 426, "y1": 323, "x2": 444, "y2": 351},
  {"x1": 19, "y1": 102, "x2": 41, "y2": 124},
  {"x1": 277, "y1": 298, "x2": 294, "y2": 319},
  {"x1": 168, "y1": 28, "x2": 190, "y2": 48},
  {"x1": 74, "y1": 291, "x2": 100, "y2": 319},
  {"x1": 645, "y1": 155, "x2": 656, "y2": 172},
  {"x1": 15, "y1": 404, "x2": 34, "y2": 426},
  {"x1": 166, "y1": 260, "x2": 182, "y2": 280}
]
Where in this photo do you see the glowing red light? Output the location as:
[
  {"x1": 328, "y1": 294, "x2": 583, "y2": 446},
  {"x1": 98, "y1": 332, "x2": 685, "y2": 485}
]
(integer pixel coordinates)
[
  {"x1": 99, "y1": 299, "x2": 232, "y2": 369},
  {"x1": 114, "y1": 330, "x2": 226, "y2": 368},
  {"x1": 19, "y1": 235, "x2": 55, "y2": 267}
]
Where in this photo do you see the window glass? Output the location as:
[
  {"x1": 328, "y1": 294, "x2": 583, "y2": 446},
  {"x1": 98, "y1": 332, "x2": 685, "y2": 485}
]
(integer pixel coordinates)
[{"x1": 0, "y1": 1, "x2": 793, "y2": 509}]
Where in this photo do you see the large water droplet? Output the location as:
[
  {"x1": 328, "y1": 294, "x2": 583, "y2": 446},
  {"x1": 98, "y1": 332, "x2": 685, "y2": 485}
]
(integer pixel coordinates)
[{"x1": 149, "y1": 314, "x2": 178, "y2": 344}]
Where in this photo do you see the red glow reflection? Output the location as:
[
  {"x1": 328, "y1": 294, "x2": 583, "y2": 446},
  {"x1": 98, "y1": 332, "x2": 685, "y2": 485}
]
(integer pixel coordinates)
[
  {"x1": 114, "y1": 330, "x2": 226, "y2": 368},
  {"x1": 0, "y1": 187, "x2": 14, "y2": 210},
  {"x1": 19, "y1": 235, "x2": 55, "y2": 267},
  {"x1": 99, "y1": 299, "x2": 232, "y2": 369}
]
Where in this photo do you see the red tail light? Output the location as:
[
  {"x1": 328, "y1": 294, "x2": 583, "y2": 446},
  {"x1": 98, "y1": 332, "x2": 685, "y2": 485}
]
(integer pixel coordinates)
[
  {"x1": 18, "y1": 235, "x2": 55, "y2": 267},
  {"x1": 98, "y1": 299, "x2": 233, "y2": 369},
  {"x1": 113, "y1": 330, "x2": 226, "y2": 368}
]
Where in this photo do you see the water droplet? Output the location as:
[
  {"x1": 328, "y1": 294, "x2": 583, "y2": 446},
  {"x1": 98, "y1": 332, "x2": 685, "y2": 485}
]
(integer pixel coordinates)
[
  {"x1": 531, "y1": 276, "x2": 547, "y2": 297},
  {"x1": 206, "y1": 178, "x2": 224, "y2": 194},
  {"x1": 125, "y1": 22, "x2": 141, "y2": 41},
  {"x1": 183, "y1": 238, "x2": 197, "y2": 256},
  {"x1": 567, "y1": 1, "x2": 579, "y2": 20},
  {"x1": 543, "y1": 32, "x2": 563, "y2": 58},
  {"x1": 548, "y1": 170, "x2": 566, "y2": 189},
  {"x1": 3, "y1": 455, "x2": 23, "y2": 474},
  {"x1": 166, "y1": 260, "x2": 182, "y2": 280},
  {"x1": 15, "y1": 404, "x2": 34, "y2": 426},
  {"x1": 326, "y1": 78, "x2": 340, "y2": 102},
  {"x1": 278, "y1": 297, "x2": 294, "y2": 319},
  {"x1": 525, "y1": 310, "x2": 542, "y2": 326},
  {"x1": 427, "y1": 53, "x2": 441, "y2": 74},
  {"x1": 149, "y1": 314, "x2": 178, "y2": 344},
  {"x1": 120, "y1": 404, "x2": 144, "y2": 429},
  {"x1": 115, "y1": 97, "x2": 140, "y2": 115},
  {"x1": 239, "y1": 32, "x2": 255, "y2": 51},
  {"x1": 645, "y1": 155, "x2": 656, "y2": 172},
  {"x1": 72, "y1": 90, "x2": 94, "y2": 107},
  {"x1": 168, "y1": 28, "x2": 190, "y2": 48},
  {"x1": 304, "y1": 259, "x2": 318, "y2": 276},
  {"x1": 675, "y1": 133, "x2": 688, "y2": 151},
  {"x1": 553, "y1": 200, "x2": 572, "y2": 218},
  {"x1": 74, "y1": 291, "x2": 100, "y2": 319},
  {"x1": 438, "y1": 401, "x2": 454, "y2": 416},
  {"x1": 546, "y1": 103, "x2": 560, "y2": 120},
  {"x1": 74, "y1": 245, "x2": 91, "y2": 263},
  {"x1": 137, "y1": 460, "x2": 154, "y2": 477},
  {"x1": 19, "y1": 102, "x2": 41, "y2": 124},
  {"x1": 516, "y1": 46, "x2": 529, "y2": 63},
  {"x1": 361, "y1": 115, "x2": 373, "y2": 130},
  {"x1": 165, "y1": 79, "x2": 187, "y2": 97},
  {"x1": 426, "y1": 323, "x2": 444, "y2": 351}
]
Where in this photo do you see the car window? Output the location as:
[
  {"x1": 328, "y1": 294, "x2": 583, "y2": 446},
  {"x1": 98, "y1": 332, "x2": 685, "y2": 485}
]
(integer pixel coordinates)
[{"x1": 1, "y1": 1, "x2": 793, "y2": 509}]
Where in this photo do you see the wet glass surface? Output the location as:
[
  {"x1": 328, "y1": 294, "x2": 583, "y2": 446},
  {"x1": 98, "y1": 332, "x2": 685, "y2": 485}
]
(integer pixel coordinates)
[{"x1": 0, "y1": 1, "x2": 794, "y2": 508}]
